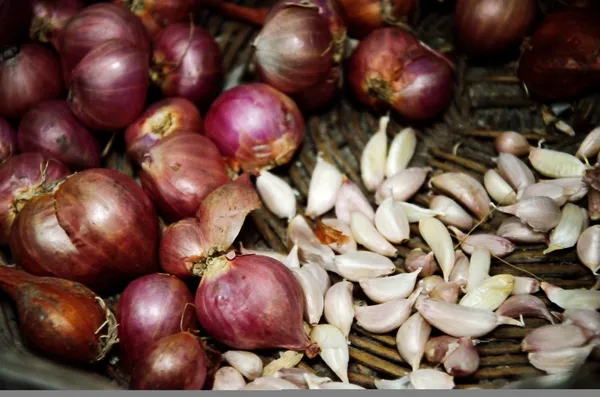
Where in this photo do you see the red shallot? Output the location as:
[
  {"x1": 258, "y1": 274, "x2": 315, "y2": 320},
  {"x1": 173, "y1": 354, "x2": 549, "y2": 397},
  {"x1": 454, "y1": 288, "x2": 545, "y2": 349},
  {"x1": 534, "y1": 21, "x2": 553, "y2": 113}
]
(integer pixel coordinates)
[
  {"x1": 30, "y1": 0, "x2": 84, "y2": 50},
  {"x1": 0, "y1": 117, "x2": 17, "y2": 162}
]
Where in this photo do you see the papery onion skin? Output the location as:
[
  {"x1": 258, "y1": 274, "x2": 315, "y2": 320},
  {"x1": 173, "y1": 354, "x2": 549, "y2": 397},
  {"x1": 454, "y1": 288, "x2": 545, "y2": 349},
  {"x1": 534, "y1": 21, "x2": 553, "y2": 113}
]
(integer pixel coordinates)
[
  {"x1": 69, "y1": 39, "x2": 149, "y2": 131},
  {"x1": 196, "y1": 254, "x2": 319, "y2": 356},
  {"x1": 348, "y1": 27, "x2": 453, "y2": 120},
  {"x1": 0, "y1": 44, "x2": 64, "y2": 119},
  {"x1": 518, "y1": 11, "x2": 600, "y2": 101},
  {"x1": 60, "y1": 3, "x2": 149, "y2": 83},
  {"x1": 118, "y1": 273, "x2": 197, "y2": 371},
  {"x1": 0, "y1": 152, "x2": 70, "y2": 246},
  {"x1": 10, "y1": 168, "x2": 159, "y2": 292},
  {"x1": 254, "y1": 5, "x2": 334, "y2": 94},
  {"x1": 151, "y1": 23, "x2": 223, "y2": 107},
  {"x1": 140, "y1": 133, "x2": 230, "y2": 222},
  {"x1": 455, "y1": 0, "x2": 536, "y2": 54},
  {"x1": 17, "y1": 100, "x2": 101, "y2": 170},
  {"x1": 339, "y1": 0, "x2": 416, "y2": 39},
  {"x1": 30, "y1": 0, "x2": 84, "y2": 50},
  {"x1": 204, "y1": 83, "x2": 305, "y2": 174},
  {"x1": 112, "y1": 0, "x2": 194, "y2": 37},
  {"x1": 0, "y1": 117, "x2": 17, "y2": 162},
  {"x1": 125, "y1": 97, "x2": 203, "y2": 164},
  {"x1": 0, "y1": 0, "x2": 33, "y2": 50},
  {"x1": 130, "y1": 332, "x2": 208, "y2": 390}
]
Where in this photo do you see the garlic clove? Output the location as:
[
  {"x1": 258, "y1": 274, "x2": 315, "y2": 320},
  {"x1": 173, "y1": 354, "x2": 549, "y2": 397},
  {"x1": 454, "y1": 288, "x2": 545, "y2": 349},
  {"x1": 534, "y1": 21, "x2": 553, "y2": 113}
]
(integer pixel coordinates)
[
  {"x1": 484, "y1": 169, "x2": 517, "y2": 205},
  {"x1": 497, "y1": 216, "x2": 547, "y2": 244},
  {"x1": 540, "y1": 177, "x2": 589, "y2": 202},
  {"x1": 560, "y1": 309, "x2": 600, "y2": 335},
  {"x1": 324, "y1": 281, "x2": 354, "y2": 337},
  {"x1": 361, "y1": 115, "x2": 389, "y2": 192},
  {"x1": 520, "y1": 182, "x2": 568, "y2": 206},
  {"x1": 318, "y1": 382, "x2": 365, "y2": 389},
  {"x1": 374, "y1": 377, "x2": 412, "y2": 390},
  {"x1": 284, "y1": 244, "x2": 300, "y2": 269},
  {"x1": 416, "y1": 298, "x2": 524, "y2": 338},
  {"x1": 213, "y1": 367, "x2": 247, "y2": 390},
  {"x1": 541, "y1": 282, "x2": 600, "y2": 310},
  {"x1": 303, "y1": 262, "x2": 331, "y2": 297},
  {"x1": 404, "y1": 248, "x2": 437, "y2": 277},
  {"x1": 430, "y1": 282, "x2": 461, "y2": 304},
  {"x1": 443, "y1": 338, "x2": 480, "y2": 377},
  {"x1": 545, "y1": 203, "x2": 588, "y2": 255},
  {"x1": 576, "y1": 225, "x2": 600, "y2": 275},
  {"x1": 522, "y1": 324, "x2": 594, "y2": 352},
  {"x1": 396, "y1": 312, "x2": 431, "y2": 371},
  {"x1": 239, "y1": 244, "x2": 287, "y2": 263},
  {"x1": 387, "y1": 127, "x2": 417, "y2": 177},
  {"x1": 409, "y1": 369, "x2": 455, "y2": 390},
  {"x1": 529, "y1": 148, "x2": 587, "y2": 179},
  {"x1": 497, "y1": 153, "x2": 535, "y2": 194},
  {"x1": 449, "y1": 250, "x2": 469, "y2": 288},
  {"x1": 334, "y1": 178, "x2": 375, "y2": 225},
  {"x1": 450, "y1": 226, "x2": 516, "y2": 258},
  {"x1": 424, "y1": 335, "x2": 459, "y2": 365},
  {"x1": 495, "y1": 295, "x2": 554, "y2": 324},
  {"x1": 417, "y1": 275, "x2": 444, "y2": 294},
  {"x1": 465, "y1": 247, "x2": 491, "y2": 293},
  {"x1": 333, "y1": 251, "x2": 396, "y2": 282},
  {"x1": 512, "y1": 276, "x2": 540, "y2": 295},
  {"x1": 359, "y1": 268, "x2": 421, "y2": 303},
  {"x1": 430, "y1": 172, "x2": 491, "y2": 221},
  {"x1": 375, "y1": 167, "x2": 431, "y2": 205},
  {"x1": 306, "y1": 156, "x2": 343, "y2": 219},
  {"x1": 350, "y1": 211, "x2": 397, "y2": 257},
  {"x1": 429, "y1": 195, "x2": 474, "y2": 231},
  {"x1": 354, "y1": 288, "x2": 421, "y2": 333},
  {"x1": 375, "y1": 198, "x2": 410, "y2": 244},
  {"x1": 528, "y1": 345, "x2": 594, "y2": 374},
  {"x1": 287, "y1": 215, "x2": 337, "y2": 273},
  {"x1": 397, "y1": 202, "x2": 444, "y2": 223},
  {"x1": 315, "y1": 218, "x2": 357, "y2": 255},
  {"x1": 244, "y1": 377, "x2": 300, "y2": 390},
  {"x1": 256, "y1": 170, "x2": 297, "y2": 220},
  {"x1": 419, "y1": 217, "x2": 455, "y2": 281},
  {"x1": 497, "y1": 196, "x2": 561, "y2": 233},
  {"x1": 459, "y1": 274, "x2": 514, "y2": 311},
  {"x1": 292, "y1": 267, "x2": 324, "y2": 326},
  {"x1": 576, "y1": 126, "x2": 600, "y2": 161},
  {"x1": 223, "y1": 350, "x2": 264, "y2": 380},
  {"x1": 310, "y1": 324, "x2": 349, "y2": 383},
  {"x1": 495, "y1": 131, "x2": 531, "y2": 157},
  {"x1": 273, "y1": 368, "x2": 330, "y2": 389}
]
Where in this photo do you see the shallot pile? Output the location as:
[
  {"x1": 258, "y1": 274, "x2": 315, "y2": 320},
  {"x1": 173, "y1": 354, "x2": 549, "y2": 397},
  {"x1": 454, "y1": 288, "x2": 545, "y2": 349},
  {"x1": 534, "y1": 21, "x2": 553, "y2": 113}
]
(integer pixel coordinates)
[{"x1": 0, "y1": 0, "x2": 599, "y2": 391}]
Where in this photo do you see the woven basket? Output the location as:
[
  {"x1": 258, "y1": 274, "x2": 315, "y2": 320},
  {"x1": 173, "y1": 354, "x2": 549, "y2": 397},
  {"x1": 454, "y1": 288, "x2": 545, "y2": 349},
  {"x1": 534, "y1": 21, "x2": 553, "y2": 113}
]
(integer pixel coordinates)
[{"x1": 1, "y1": 0, "x2": 600, "y2": 390}]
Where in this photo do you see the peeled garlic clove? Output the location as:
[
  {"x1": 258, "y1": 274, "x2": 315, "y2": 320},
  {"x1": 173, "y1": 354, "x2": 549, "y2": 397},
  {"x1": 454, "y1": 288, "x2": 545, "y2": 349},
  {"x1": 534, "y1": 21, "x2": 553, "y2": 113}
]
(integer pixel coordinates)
[
  {"x1": 424, "y1": 335, "x2": 459, "y2": 365},
  {"x1": 449, "y1": 250, "x2": 469, "y2": 288},
  {"x1": 256, "y1": 170, "x2": 297, "y2": 220},
  {"x1": 512, "y1": 276, "x2": 540, "y2": 295},
  {"x1": 284, "y1": 244, "x2": 300, "y2": 269},
  {"x1": 529, "y1": 148, "x2": 587, "y2": 178},
  {"x1": 375, "y1": 167, "x2": 431, "y2": 205},
  {"x1": 350, "y1": 211, "x2": 397, "y2": 257},
  {"x1": 354, "y1": 289, "x2": 421, "y2": 333},
  {"x1": 374, "y1": 377, "x2": 412, "y2": 390},
  {"x1": 274, "y1": 368, "x2": 330, "y2": 389},
  {"x1": 292, "y1": 267, "x2": 324, "y2": 326},
  {"x1": 404, "y1": 248, "x2": 437, "y2": 277},
  {"x1": 223, "y1": 351, "x2": 264, "y2": 380},
  {"x1": 576, "y1": 225, "x2": 600, "y2": 275},
  {"x1": 495, "y1": 131, "x2": 531, "y2": 157},
  {"x1": 213, "y1": 367, "x2": 247, "y2": 390},
  {"x1": 498, "y1": 196, "x2": 561, "y2": 233},
  {"x1": 561, "y1": 309, "x2": 600, "y2": 335},
  {"x1": 430, "y1": 282, "x2": 461, "y2": 304},
  {"x1": 520, "y1": 182, "x2": 568, "y2": 206},
  {"x1": 541, "y1": 177, "x2": 589, "y2": 202},
  {"x1": 315, "y1": 218, "x2": 357, "y2": 255},
  {"x1": 465, "y1": 247, "x2": 491, "y2": 292},
  {"x1": 497, "y1": 153, "x2": 535, "y2": 194},
  {"x1": 576, "y1": 126, "x2": 600, "y2": 160},
  {"x1": 497, "y1": 216, "x2": 547, "y2": 244},
  {"x1": 459, "y1": 274, "x2": 514, "y2": 311},
  {"x1": 310, "y1": 324, "x2": 349, "y2": 383},
  {"x1": 306, "y1": 156, "x2": 343, "y2": 219},
  {"x1": 429, "y1": 195, "x2": 473, "y2": 231},
  {"x1": 416, "y1": 298, "x2": 524, "y2": 338},
  {"x1": 419, "y1": 217, "x2": 455, "y2": 281},
  {"x1": 361, "y1": 115, "x2": 389, "y2": 192},
  {"x1": 484, "y1": 169, "x2": 517, "y2": 205},
  {"x1": 397, "y1": 202, "x2": 444, "y2": 223},
  {"x1": 334, "y1": 178, "x2": 375, "y2": 224},
  {"x1": 303, "y1": 262, "x2": 331, "y2": 296},
  {"x1": 430, "y1": 172, "x2": 491, "y2": 221},
  {"x1": 387, "y1": 127, "x2": 417, "y2": 177},
  {"x1": 375, "y1": 198, "x2": 410, "y2": 244},
  {"x1": 545, "y1": 203, "x2": 588, "y2": 254},
  {"x1": 417, "y1": 275, "x2": 444, "y2": 294},
  {"x1": 443, "y1": 338, "x2": 479, "y2": 377},
  {"x1": 410, "y1": 369, "x2": 455, "y2": 390},
  {"x1": 288, "y1": 215, "x2": 336, "y2": 273},
  {"x1": 334, "y1": 251, "x2": 396, "y2": 282},
  {"x1": 319, "y1": 382, "x2": 365, "y2": 389},
  {"x1": 396, "y1": 312, "x2": 431, "y2": 371},
  {"x1": 324, "y1": 281, "x2": 354, "y2": 337},
  {"x1": 528, "y1": 345, "x2": 594, "y2": 374},
  {"x1": 522, "y1": 324, "x2": 594, "y2": 352},
  {"x1": 244, "y1": 377, "x2": 300, "y2": 390},
  {"x1": 541, "y1": 282, "x2": 600, "y2": 310},
  {"x1": 495, "y1": 295, "x2": 554, "y2": 323},
  {"x1": 360, "y1": 269, "x2": 421, "y2": 303}
]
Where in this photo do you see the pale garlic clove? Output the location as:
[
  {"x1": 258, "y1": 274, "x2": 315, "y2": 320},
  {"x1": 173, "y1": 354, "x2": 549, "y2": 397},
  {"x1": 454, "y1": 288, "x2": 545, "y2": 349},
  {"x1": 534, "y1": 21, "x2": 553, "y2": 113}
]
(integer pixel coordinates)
[
  {"x1": 315, "y1": 218, "x2": 357, "y2": 255},
  {"x1": 306, "y1": 156, "x2": 344, "y2": 219},
  {"x1": 449, "y1": 250, "x2": 469, "y2": 288},
  {"x1": 396, "y1": 312, "x2": 431, "y2": 371},
  {"x1": 512, "y1": 276, "x2": 540, "y2": 295},
  {"x1": 541, "y1": 282, "x2": 600, "y2": 310},
  {"x1": 495, "y1": 295, "x2": 554, "y2": 324},
  {"x1": 284, "y1": 244, "x2": 301, "y2": 269},
  {"x1": 409, "y1": 369, "x2": 455, "y2": 390},
  {"x1": 443, "y1": 338, "x2": 480, "y2": 377},
  {"x1": 495, "y1": 131, "x2": 531, "y2": 157},
  {"x1": 459, "y1": 274, "x2": 514, "y2": 311},
  {"x1": 450, "y1": 226, "x2": 516, "y2": 258},
  {"x1": 397, "y1": 202, "x2": 444, "y2": 223},
  {"x1": 310, "y1": 324, "x2": 349, "y2": 383},
  {"x1": 419, "y1": 217, "x2": 455, "y2": 281},
  {"x1": 318, "y1": 382, "x2": 365, "y2": 390},
  {"x1": 429, "y1": 195, "x2": 474, "y2": 231},
  {"x1": 576, "y1": 225, "x2": 600, "y2": 275},
  {"x1": 213, "y1": 367, "x2": 247, "y2": 390},
  {"x1": 354, "y1": 288, "x2": 421, "y2": 333},
  {"x1": 239, "y1": 244, "x2": 287, "y2": 263},
  {"x1": 387, "y1": 127, "x2": 417, "y2": 177},
  {"x1": 465, "y1": 247, "x2": 491, "y2": 293},
  {"x1": 361, "y1": 115, "x2": 389, "y2": 192},
  {"x1": 416, "y1": 298, "x2": 524, "y2": 338},
  {"x1": 303, "y1": 262, "x2": 331, "y2": 297},
  {"x1": 576, "y1": 126, "x2": 600, "y2": 161},
  {"x1": 292, "y1": 267, "x2": 324, "y2": 326},
  {"x1": 497, "y1": 152, "x2": 535, "y2": 194},
  {"x1": 522, "y1": 324, "x2": 594, "y2": 352},
  {"x1": 520, "y1": 182, "x2": 568, "y2": 206},
  {"x1": 404, "y1": 248, "x2": 437, "y2": 277},
  {"x1": 497, "y1": 216, "x2": 547, "y2": 244},
  {"x1": 334, "y1": 251, "x2": 396, "y2": 282},
  {"x1": 244, "y1": 377, "x2": 300, "y2": 390},
  {"x1": 529, "y1": 148, "x2": 587, "y2": 179},
  {"x1": 484, "y1": 169, "x2": 517, "y2": 205},
  {"x1": 430, "y1": 282, "x2": 461, "y2": 304},
  {"x1": 430, "y1": 172, "x2": 491, "y2": 221},
  {"x1": 334, "y1": 178, "x2": 375, "y2": 225},
  {"x1": 417, "y1": 275, "x2": 444, "y2": 294},
  {"x1": 560, "y1": 309, "x2": 600, "y2": 335},
  {"x1": 359, "y1": 268, "x2": 421, "y2": 303},
  {"x1": 555, "y1": 120, "x2": 575, "y2": 137},
  {"x1": 375, "y1": 167, "x2": 431, "y2": 205},
  {"x1": 424, "y1": 335, "x2": 459, "y2": 365},
  {"x1": 256, "y1": 170, "x2": 297, "y2": 220},
  {"x1": 350, "y1": 211, "x2": 397, "y2": 257},
  {"x1": 223, "y1": 350, "x2": 264, "y2": 380},
  {"x1": 545, "y1": 203, "x2": 588, "y2": 255},
  {"x1": 498, "y1": 196, "x2": 561, "y2": 233},
  {"x1": 375, "y1": 198, "x2": 410, "y2": 244},
  {"x1": 287, "y1": 215, "x2": 337, "y2": 273},
  {"x1": 374, "y1": 377, "x2": 412, "y2": 390},
  {"x1": 540, "y1": 177, "x2": 588, "y2": 202},
  {"x1": 324, "y1": 281, "x2": 354, "y2": 337},
  {"x1": 274, "y1": 368, "x2": 330, "y2": 389},
  {"x1": 528, "y1": 345, "x2": 594, "y2": 374}
]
